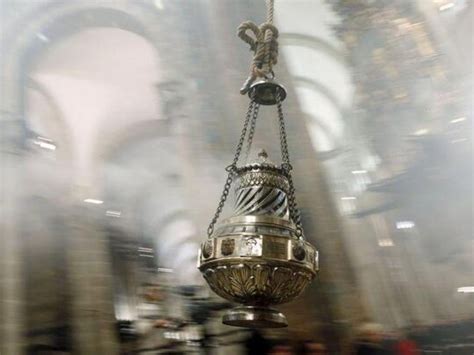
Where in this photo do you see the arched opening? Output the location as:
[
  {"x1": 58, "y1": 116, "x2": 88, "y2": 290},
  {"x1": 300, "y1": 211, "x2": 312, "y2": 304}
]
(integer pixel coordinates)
[
  {"x1": 28, "y1": 27, "x2": 162, "y2": 187},
  {"x1": 21, "y1": 21, "x2": 165, "y2": 351}
]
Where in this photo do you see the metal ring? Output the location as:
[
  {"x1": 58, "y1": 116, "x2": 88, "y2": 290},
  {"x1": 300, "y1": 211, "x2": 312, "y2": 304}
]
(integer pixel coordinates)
[
  {"x1": 225, "y1": 164, "x2": 237, "y2": 172},
  {"x1": 281, "y1": 163, "x2": 293, "y2": 171},
  {"x1": 248, "y1": 79, "x2": 287, "y2": 105}
]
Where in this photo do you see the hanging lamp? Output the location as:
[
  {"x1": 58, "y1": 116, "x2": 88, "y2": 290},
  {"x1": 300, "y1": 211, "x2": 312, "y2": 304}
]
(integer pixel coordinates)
[{"x1": 197, "y1": 0, "x2": 318, "y2": 328}]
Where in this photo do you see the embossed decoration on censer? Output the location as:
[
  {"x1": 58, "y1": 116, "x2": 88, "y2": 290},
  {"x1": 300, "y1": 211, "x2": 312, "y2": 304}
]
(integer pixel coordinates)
[{"x1": 198, "y1": 0, "x2": 319, "y2": 328}]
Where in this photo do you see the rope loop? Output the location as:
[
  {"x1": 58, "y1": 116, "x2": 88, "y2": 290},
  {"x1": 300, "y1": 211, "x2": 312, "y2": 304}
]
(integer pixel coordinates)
[{"x1": 238, "y1": 20, "x2": 279, "y2": 94}]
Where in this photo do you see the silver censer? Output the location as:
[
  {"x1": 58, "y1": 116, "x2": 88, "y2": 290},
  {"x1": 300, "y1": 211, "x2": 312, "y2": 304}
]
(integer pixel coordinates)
[{"x1": 198, "y1": 141, "x2": 319, "y2": 327}]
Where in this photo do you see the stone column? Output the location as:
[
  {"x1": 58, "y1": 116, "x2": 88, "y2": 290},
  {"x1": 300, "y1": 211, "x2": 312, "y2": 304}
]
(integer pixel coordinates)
[
  {"x1": 67, "y1": 202, "x2": 119, "y2": 354},
  {"x1": 0, "y1": 118, "x2": 26, "y2": 355}
]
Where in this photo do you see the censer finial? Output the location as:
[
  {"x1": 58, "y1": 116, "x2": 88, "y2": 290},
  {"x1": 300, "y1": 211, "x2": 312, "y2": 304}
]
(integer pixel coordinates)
[
  {"x1": 198, "y1": 0, "x2": 318, "y2": 328},
  {"x1": 257, "y1": 148, "x2": 268, "y2": 160}
]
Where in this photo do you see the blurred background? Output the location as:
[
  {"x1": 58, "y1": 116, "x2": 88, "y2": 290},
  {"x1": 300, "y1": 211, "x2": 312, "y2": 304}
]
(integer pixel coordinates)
[{"x1": 0, "y1": 0, "x2": 472, "y2": 354}]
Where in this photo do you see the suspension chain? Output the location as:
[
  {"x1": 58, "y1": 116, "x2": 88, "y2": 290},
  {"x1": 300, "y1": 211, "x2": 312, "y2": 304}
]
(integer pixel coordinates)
[
  {"x1": 244, "y1": 102, "x2": 261, "y2": 161},
  {"x1": 276, "y1": 91, "x2": 290, "y2": 167},
  {"x1": 207, "y1": 0, "x2": 305, "y2": 239},
  {"x1": 230, "y1": 100, "x2": 256, "y2": 168},
  {"x1": 207, "y1": 92, "x2": 304, "y2": 238},
  {"x1": 276, "y1": 90, "x2": 304, "y2": 238},
  {"x1": 207, "y1": 100, "x2": 258, "y2": 237}
]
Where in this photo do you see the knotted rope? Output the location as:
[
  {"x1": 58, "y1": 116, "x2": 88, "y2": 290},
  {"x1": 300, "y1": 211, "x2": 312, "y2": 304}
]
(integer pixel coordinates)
[{"x1": 238, "y1": 0, "x2": 279, "y2": 94}]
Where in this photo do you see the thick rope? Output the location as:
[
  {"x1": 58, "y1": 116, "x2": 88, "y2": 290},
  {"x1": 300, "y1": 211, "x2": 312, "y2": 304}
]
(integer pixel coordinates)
[
  {"x1": 238, "y1": 0, "x2": 279, "y2": 94},
  {"x1": 266, "y1": 0, "x2": 274, "y2": 23}
]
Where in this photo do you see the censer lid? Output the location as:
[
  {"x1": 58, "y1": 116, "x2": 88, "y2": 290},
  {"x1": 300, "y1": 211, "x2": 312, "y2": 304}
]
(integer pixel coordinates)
[
  {"x1": 234, "y1": 149, "x2": 290, "y2": 194},
  {"x1": 235, "y1": 149, "x2": 288, "y2": 176},
  {"x1": 231, "y1": 149, "x2": 291, "y2": 220}
]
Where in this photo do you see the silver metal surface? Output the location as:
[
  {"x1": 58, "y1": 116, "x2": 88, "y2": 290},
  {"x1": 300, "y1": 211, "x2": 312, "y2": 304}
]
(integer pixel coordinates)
[
  {"x1": 198, "y1": 234, "x2": 318, "y2": 273},
  {"x1": 248, "y1": 79, "x2": 287, "y2": 105},
  {"x1": 234, "y1": 186, "x2": 288, "y2": 217},
  {"x1": 223, "y1": 306, "x2": 288, "y2": 328},
  {"x1": 220, "y1": 214, "x2": 296, "y2": 229}
]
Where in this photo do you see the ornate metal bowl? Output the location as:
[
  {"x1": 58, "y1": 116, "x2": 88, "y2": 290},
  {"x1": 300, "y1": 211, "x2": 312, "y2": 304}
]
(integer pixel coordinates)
[
  {"x1": 198, "y1": 218, "x2": 317, "y2": 327},
  {"x1": 198, "y1": 157, "x2": 318, "y2": 328}
]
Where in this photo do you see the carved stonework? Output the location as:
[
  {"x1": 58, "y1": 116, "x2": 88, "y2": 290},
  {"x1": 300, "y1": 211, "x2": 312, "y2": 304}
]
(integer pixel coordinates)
[
  {"x1": 203, "y1": 262, "x2": 313, "y2": 305},
  {"x1": 221, "y1": 238, "x2": 235, "y2": 256}
]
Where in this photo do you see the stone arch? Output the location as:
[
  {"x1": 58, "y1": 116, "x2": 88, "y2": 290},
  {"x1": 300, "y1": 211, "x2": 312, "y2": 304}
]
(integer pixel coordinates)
[
  {"x1": 0, "y1": 3, "x2": 177, "y2": 353},
  {"x1": 303, "y1": 113, "x2": 339, "y2": 149},
  {"x1": 100, "y1": 118, "x2": 199, "y2": 288},
  {"x1": 6, "y1": 6, "x2": 170, "y2": 190},
  {"x1": 152, "y1": 210, "x2": 201, "y2": 286},
  {"x1": 25, "y1": 78, "x2": 73, "y2": 161},
  {"x1": 295, "y1": 76, "x2": 347, "y2": 158},
  {"x1": 279, "y1": 33, "x2": 351, "y2": 160},
  {"x1": 101, "y1": 120, "x2": 179, "y2": 207},
  {"x1": 293, "y1": 76, "x2": 343, "y2": 113},
  {"x1": 279, "y1": 33, "x2": 347, "y2": 66},
  {"x1": 2, "y1": 1, "x2": 167, "y2": 137},
  {"x1": 98, "y1": 119, "x2": 171, "y2": 168}
]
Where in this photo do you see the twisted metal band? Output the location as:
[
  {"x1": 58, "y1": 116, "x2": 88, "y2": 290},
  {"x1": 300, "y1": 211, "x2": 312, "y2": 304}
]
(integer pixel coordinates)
[{"x1": 234, "y1": 186, "x2": 289, "y2": 218}]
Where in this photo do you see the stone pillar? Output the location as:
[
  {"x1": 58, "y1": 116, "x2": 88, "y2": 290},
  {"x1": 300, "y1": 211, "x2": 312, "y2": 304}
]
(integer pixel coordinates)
[
  {"x1": 67, "y1": 202, "x2": 119, "y2": 354},
  {"x1": 0, "y1": 119, "x2": 26, "y2": 355}
]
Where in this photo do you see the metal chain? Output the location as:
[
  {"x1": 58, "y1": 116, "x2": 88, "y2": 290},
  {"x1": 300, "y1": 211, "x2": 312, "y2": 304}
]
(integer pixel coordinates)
[
  {"x1": 207, "y1": 100, "x2": 257, "y2": 237},
  {"x1": 287, "y1": 173, "x2": 304, "y2": 238},
  {"x1": 244, "y1": 102, "x2": 260, "y2": 161},
  {"x1": 207, "y1": 173, "x2": 234, "y2": 237},
  {"x1": 276, "y1": 92, "x2": 291, "y2": 168},
  {"x1": 207, "y1": 88, "x2": 304, "y2": 239},
  {"x1": 230, "y1": 100, "x2": 256, "y2": 168},
  {"x1": 276, "y1": 90, "x2": 305, "y2": 239}
]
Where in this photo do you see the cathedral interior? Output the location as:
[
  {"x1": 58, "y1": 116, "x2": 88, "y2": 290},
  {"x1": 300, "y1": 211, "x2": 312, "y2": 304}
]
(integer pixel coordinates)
[{"x1": 0, "y1": 0, "x2": 472, "y2": 354}]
